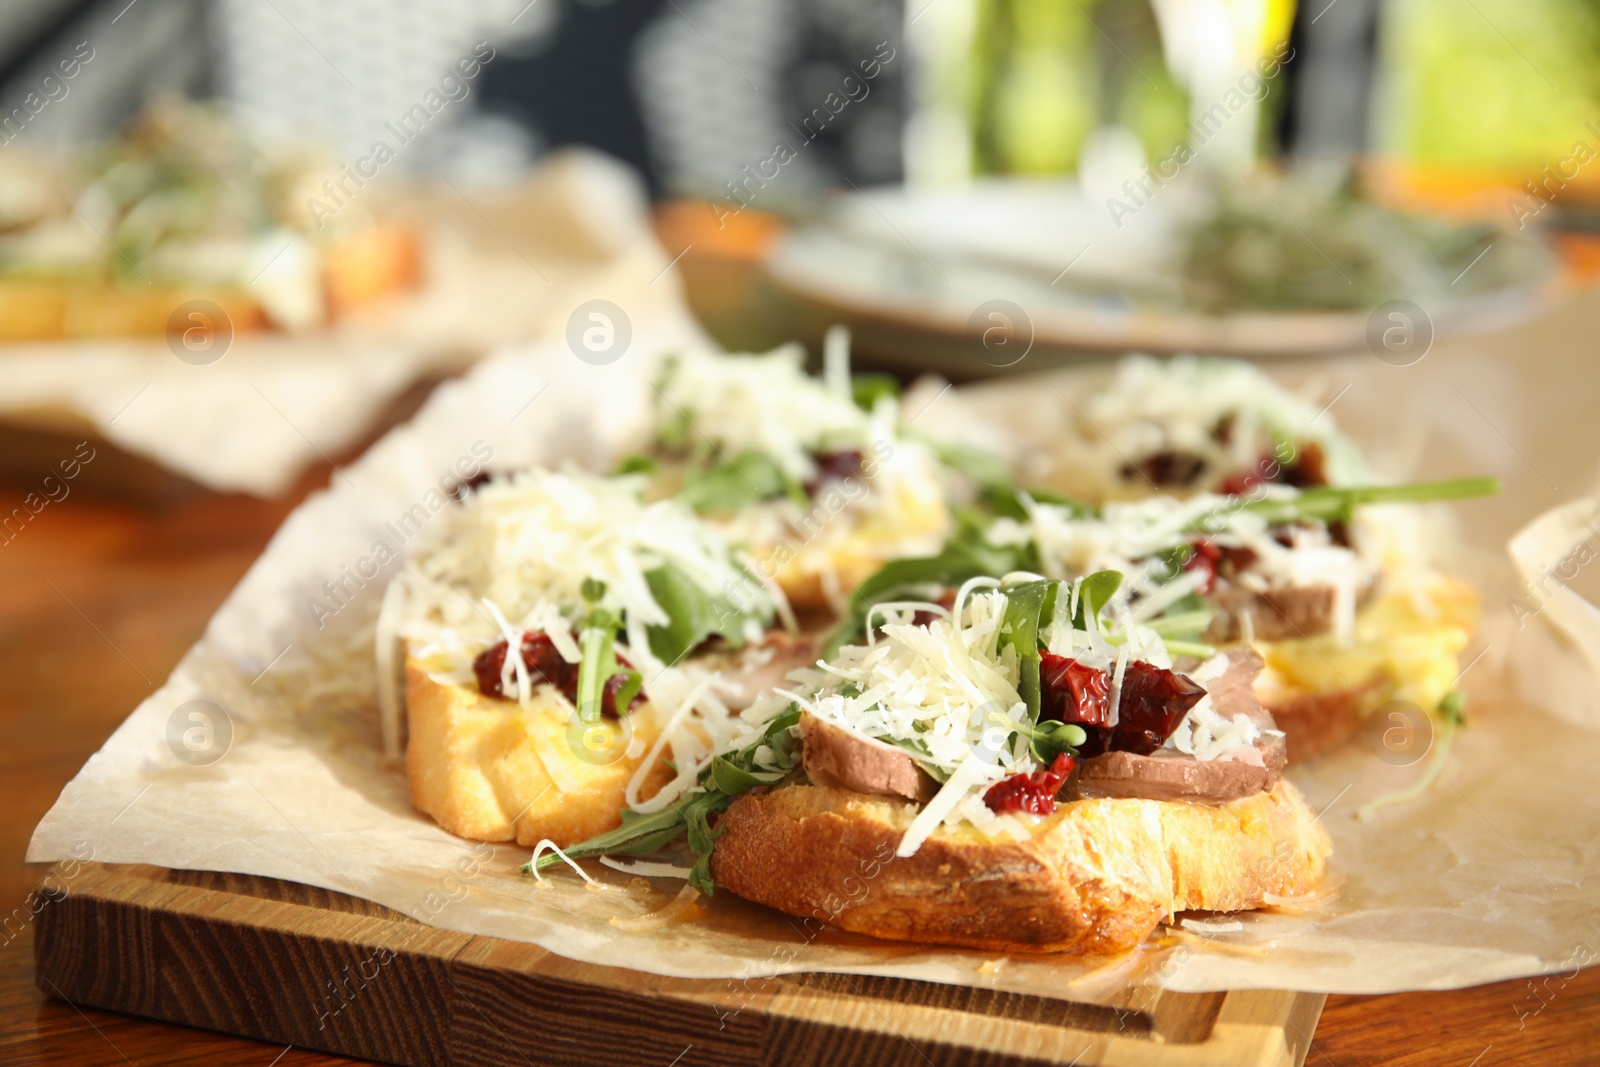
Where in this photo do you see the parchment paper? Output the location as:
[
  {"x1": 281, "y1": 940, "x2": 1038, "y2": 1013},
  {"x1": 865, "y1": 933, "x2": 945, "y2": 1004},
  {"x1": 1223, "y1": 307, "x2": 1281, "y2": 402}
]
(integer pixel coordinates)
[
  {"x1": 0, "y1": 149, "x2": 665, "y2": 497},
  {"x1": 27, "y1": 303, "x2": 1600, "y2": 999}
]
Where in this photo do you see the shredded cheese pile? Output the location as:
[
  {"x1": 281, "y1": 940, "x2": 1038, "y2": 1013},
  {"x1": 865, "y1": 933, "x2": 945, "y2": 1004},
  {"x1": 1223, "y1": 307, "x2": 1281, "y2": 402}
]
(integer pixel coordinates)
[
  {"x1": 397, "y1": 467, "x2": 769, "y2": 666},
  {"x1": 659, "y1": 345, "x2": 952, "y2": 613},
  {"x1": 1063, "y1": 355, "x2": 1366, "y2": 497},
  {"x1": 738, "y1": 586, "x2": 1036, "y2": 855},
  {"x1": 657, "y1": 345, "x2": 877, "y2": 482},
  {"x1": 1163, "y1": 653, "x2": 1264, "y2": 762},
  {"x1": 376, "y1": 467, "x2": 773, "y2": 762}
]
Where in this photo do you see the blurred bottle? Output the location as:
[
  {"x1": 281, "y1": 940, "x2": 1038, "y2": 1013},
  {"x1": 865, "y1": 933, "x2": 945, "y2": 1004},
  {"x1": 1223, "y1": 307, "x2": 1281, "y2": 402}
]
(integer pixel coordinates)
[{"x1": 905, "y1": 0, "x2": 1293, "y2": 184}]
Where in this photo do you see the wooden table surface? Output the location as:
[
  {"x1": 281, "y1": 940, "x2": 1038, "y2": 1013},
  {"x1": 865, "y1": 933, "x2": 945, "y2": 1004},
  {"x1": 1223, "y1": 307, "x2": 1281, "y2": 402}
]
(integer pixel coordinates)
[{"x1": 3, "y1": 422, "x2": 1599, "y2": 1067}]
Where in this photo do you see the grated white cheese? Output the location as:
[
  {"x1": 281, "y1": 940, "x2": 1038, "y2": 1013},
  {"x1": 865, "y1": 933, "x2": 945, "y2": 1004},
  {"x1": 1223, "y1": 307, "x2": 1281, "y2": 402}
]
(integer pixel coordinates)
[
  {"x1": 1165, "y1": 695, "x2": 1263, "y2": 761},
  {"x1": 1063, "y1": 354, "x2": 1367, "y2": 498},
  {"x1": 899, "y1": 756, "x2": 989, "y2": 857},
  {"x1": 599, "y1": 855, "x2": 695, "y2": 879},
  {"x1": 658, "y1": 346, "x2": 955, "y2": 581},
  {"x1": 1106, "y1": 642, "x2": 1130, "y2": 729},
  {"x1": 989, "y1": 490, "x2": 1375, "y2": 636},
  {"x1": 390, "y1": 466, "x2": 773, "y2": 685},
  {"x1": 657, "y1": 345, "x2": 877, "y2": 483},
  {"x1": 382, "y1": 467, "x2": 775, "y2": 797}
]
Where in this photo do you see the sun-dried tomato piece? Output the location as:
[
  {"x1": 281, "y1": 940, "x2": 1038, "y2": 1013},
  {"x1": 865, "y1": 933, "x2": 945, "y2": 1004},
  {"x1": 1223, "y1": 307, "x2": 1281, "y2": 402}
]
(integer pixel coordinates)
[
  {"x1": 1123, "y1": 450, "x2": 1206, "y2": 488},
  {"x1": 1183, "y1": 539, "x2": 1224, "y2": 593},
  {"x1": 1220, "y1": 439, "x2": 1330, "y2": 496},
  {"x1": 1283, "y1": 440, "x2": 1328, "y2": 488},
  {"x1": 805, "y1": 449, "x2": 865, "y2": 496},
  {"x1": 1114, "y1": 661, "x2": 1206, "y2": 754},
  {"x1": 471, "y1": 632, "x2": 643, "y2": 716},
  {"x1": 1183, "y1": 538, "x2": 1259, "y2": 594},
  {"x1": 1040, "y1": 653, "x2": 1113, "y2": 729},
  {"x1": 472, "y1": 641, "x2": 511, "y2": 697},
  {"x1": 1039, "y1": 653, "x2": 1204, "y2": 756},
  {"x1": 473, "y1": 632, "x2": 571, "y2": 699},
  {"x1": 983, "y1": 753, "x2": 1078, "y2": 815}
]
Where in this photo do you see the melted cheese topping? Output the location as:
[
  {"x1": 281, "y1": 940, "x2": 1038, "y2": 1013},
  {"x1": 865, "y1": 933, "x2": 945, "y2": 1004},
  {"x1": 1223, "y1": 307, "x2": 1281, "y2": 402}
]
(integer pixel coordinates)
[{"x1": 1254, "y1": 570, "x2": 1480, "y2": 716}]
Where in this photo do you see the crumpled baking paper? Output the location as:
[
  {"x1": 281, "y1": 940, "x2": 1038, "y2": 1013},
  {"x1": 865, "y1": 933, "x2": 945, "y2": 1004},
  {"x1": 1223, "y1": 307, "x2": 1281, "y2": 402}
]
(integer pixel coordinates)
[{"x1": 27, "y1": 325, "x2": 1600, "y2": 1000}]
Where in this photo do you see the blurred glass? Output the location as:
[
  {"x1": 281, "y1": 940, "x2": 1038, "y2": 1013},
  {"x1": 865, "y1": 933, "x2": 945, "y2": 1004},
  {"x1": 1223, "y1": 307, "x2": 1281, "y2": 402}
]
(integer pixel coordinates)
[{"x1": 1373, "y1": 0, "x2": 1600, "y2": 201}]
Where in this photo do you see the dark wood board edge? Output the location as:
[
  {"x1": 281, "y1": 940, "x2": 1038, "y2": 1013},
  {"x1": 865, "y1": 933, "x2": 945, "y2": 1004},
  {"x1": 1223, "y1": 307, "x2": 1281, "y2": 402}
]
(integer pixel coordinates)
[{"x1": 34, "y1": 862, "x2": 1323, "y2": 1067}]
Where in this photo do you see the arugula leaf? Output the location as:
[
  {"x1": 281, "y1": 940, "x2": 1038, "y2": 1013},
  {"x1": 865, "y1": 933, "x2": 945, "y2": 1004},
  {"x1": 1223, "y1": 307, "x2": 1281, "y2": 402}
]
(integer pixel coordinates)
[
  {"x1": 997, "y1": 579, "x2": 1055, "y2": 722},
  {"x1": 926, "y1": 439, "x2": 1017, "y2": 491},
  {"x1": 851, "y1": 373, "x2": 900, "y2": 412},
  {"x1": 612, "y1": 453, "x2": 659, "y2": 476},
  {"x1": 1141, "y1": 608, "x2": 1216, "y2": 639},
  {"x1": 644, "y1": 561, "x2": 769, "y2": 664},
  {"x1": 527, "y1": 708, "x2": 803, "y2": 894},
  {"x1": 1027, "y1": 720, "x2": 1087, "y2": 763},
  {"x1": 707, "y1": 754, "x2": 785, "y2": 794},
  {"x1": 982, "y1": 483, "x2": 1097, "y2": 523},
  {"x1": 674, "y1": 449, "x2": 792, "y2": 513},
  {"x1": 829, "y1": 531, "x2": 1037, "y2": 654},
  {"x1": 573, "y1": 620, "x2": 627, "y2": 724},
  {"x1": 1190, "y1": 477, "x2": 1501, "y2": 532},
  {"x1": 681, "y1": 793, "x2": 730, "y2": 893},
  {"x1": 526, "y1": 790, "x2": 735, "y2": 893},
  {"x1": 1071, "y1": 570, "x2": 1123, "y2": 630},
  {"x1": 919, "y1": 434, "x2": 1096, "y2": 523}
]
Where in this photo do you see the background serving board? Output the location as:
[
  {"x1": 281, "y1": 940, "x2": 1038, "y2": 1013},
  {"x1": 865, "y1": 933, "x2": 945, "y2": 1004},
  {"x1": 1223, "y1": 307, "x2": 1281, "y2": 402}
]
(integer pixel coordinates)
[{"x1": 33, "y1": 862, "x2": 1323, "y2": 1067}]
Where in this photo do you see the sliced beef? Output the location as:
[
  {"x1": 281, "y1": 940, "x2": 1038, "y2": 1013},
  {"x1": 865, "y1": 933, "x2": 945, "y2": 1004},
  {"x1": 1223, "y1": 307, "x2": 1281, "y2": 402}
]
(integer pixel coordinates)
[
  {"x1": 1201, "y1": 576, "x2": 1377, "y2": 643},
  {"x1": 800, "y1": 711, "x2": 938, "y2": 803},
  {"x1": 1074, "y1": 749, "x2": 1277, "y2": 803},
  {"x1": 1072, "y1": 648, "x2": 1284, "y2": 805}
]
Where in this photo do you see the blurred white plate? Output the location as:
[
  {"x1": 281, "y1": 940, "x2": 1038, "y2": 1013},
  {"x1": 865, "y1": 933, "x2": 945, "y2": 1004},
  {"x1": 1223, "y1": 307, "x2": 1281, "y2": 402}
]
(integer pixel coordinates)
[{"x1": 765, "y1": 179, "x2": 1566, "y2": 374}]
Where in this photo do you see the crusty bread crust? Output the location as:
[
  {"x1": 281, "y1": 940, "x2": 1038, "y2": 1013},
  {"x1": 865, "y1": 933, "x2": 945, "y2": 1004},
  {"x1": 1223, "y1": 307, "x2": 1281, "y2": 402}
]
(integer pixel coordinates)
[
  {"x1": 710, "y1": 780, "x2": 1330, "y2": 955},
  {"x1": 405, "y1": 658, "x2": 671, "y2": 848}
]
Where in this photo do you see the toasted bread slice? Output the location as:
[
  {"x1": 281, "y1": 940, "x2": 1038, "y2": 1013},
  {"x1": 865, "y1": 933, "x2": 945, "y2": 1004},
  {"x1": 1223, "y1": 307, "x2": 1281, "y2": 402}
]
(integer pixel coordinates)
[
  {"x1": 0, "y1": 225, "x2": 416, "y2": 340},
  {"x1": 405, "y1": 657, "x2": 671, "y2": 847},
  {"x1": 710, "y1": 780, "x2": 1330, "y2": 955},
  {"x1": 0, "y1": 279, "x2": 273, "y2": 341}
]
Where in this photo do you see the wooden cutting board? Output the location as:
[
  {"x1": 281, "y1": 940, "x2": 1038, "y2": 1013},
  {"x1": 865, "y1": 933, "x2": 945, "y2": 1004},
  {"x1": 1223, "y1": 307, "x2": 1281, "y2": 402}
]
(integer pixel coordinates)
[{"x1": 33, "y1": 862, "x2": 1324, "y2": 1067}]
